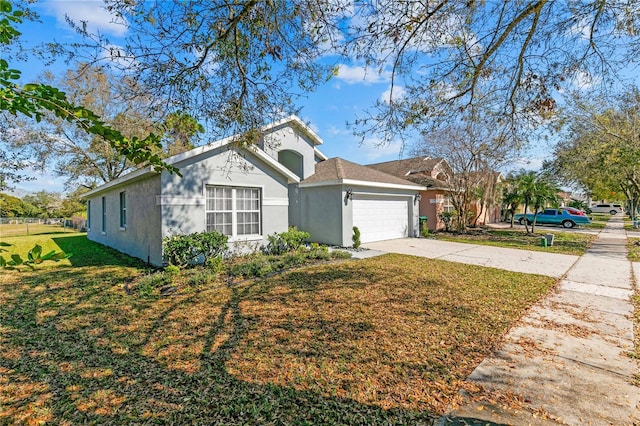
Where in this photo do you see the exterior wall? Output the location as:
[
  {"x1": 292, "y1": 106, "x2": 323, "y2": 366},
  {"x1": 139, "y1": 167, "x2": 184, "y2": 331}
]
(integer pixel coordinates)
[
  {"x1": 160, "y1": 146, "x2": 290, "y2": 252},
  {"x1": 419, "y1": 189, "x2": 448, "y2": 230},
  {"x1": 298, "y1": 185, "x2": 419, "y2": 247},
  {"x1": 260, "y1": 124, "x2": 318, "y2": 179},
  {"x1": 86, "y1": 175, "x2": 163, "y2": 265},
  {"x1": 296, "y1": 185, "x2": 345, "y2": 246}
]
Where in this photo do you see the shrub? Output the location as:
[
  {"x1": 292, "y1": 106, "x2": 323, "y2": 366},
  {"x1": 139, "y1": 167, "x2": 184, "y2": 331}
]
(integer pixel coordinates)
[
  {"x1": 186, "y1": 270, "x2": 215, "y2": 287},
  {"x1": 352, "y1": 226, "x2": 361, "y2": 249},
  {"x1": 330, "y1": 249, "x2": 352, "y2": 259},
  {"x1": 163, "y1": 230, "x2": 228, "y2": 267},
  {"x1": 438, "y1": 211, "x2": 455, "y2": 232},
  {"x1": 307, "y1": 243, "x2": 330, "y2": 260},
  {"x1": 230, "y1": 254, "x2": 273, "y2": 278},
  {"x1": 206, "y1": 256, "x2": 226, "y2": 276},
  {"x1": 135, "y1": 272, "x2": 168, "y2": 297},
  {"x1": 265, "y1": 227, "x2": 310, "y2": 255}
]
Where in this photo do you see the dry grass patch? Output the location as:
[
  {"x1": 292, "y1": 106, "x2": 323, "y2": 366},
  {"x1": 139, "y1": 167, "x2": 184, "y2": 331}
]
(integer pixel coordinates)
[
  {"x1": 1, "y1": 235, "x2": 555, "y2": 424},
  {"x1": 227, "y1": 254, "x2": 555, "y2": 414}
]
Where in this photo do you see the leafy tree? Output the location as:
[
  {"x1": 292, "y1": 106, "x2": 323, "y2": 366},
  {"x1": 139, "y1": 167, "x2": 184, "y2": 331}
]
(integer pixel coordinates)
[
  {"x1": 6, "y1": 64, "x2": 161, "y2": 189},
  {"x1": 346, "y1": 1, "x2": 640, "y2": 146},
  {"x1": 60, "y1": 1, "x2": 338, "y2": 143},
  {"x1": 547, "y1": 88, "x2": 640, "y2": 217},
  {"x1": 162, "y1": 111, "x2": 205, "y2": 157},
  {"x1": 0, "y1": 1, "x2": 176, "y2": 190},
  {"x1": 514, "y1": 170, "x2": 559, "y2": 234},
  {"x1": 22, "y1": 191, "x2": 62, "y2": 218},
  {"x1": 500, "y1": 175, "x2": 522, "y2": 228},
  {"x1": 411, "y1": 114, "x2": 520, "y2": 231},
  {"x1": 0, "y1": 192, "x2": 24, "y2": 217}
]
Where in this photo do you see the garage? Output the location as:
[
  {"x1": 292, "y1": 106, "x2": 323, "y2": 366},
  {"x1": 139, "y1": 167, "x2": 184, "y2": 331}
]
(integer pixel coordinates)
[{"x1": 352, "y1": 197, "x2": 409, "y2": 243}]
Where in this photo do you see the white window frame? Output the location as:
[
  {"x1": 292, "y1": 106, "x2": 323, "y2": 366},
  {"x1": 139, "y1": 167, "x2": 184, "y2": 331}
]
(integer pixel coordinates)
[
  {"x1": 205, "y1": 185, "x2": 262, "y2": 239},
  {"x1": 443, "y1": 196, "x2": 455, "y2": 213}
]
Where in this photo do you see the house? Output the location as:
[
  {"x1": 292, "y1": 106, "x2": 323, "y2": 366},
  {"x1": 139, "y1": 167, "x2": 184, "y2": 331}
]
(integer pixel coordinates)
[
  {"x1": 83, "y1": 116, "x2": 424, "y2": 266},
  {"x1": 367, "y1": 157, "x2": 503, "y2": 229},
  {"x1": 367, "y1": 157, "x2": 453, "y2": 231}
]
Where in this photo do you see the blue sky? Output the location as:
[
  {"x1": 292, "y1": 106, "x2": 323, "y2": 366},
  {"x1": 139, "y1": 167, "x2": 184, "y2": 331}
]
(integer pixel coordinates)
[{"x1": 9, "y1": 0, "x2": 540, "y2": 196}]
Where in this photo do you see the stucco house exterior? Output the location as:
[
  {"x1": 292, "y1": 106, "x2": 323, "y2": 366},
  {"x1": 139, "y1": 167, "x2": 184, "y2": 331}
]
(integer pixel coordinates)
[
  {"x1": 367, "y1": 157, "x2": 453, "y2": 231},
  {"x1": 83, "y1": 116, "x2": 424, "y2": 266}
]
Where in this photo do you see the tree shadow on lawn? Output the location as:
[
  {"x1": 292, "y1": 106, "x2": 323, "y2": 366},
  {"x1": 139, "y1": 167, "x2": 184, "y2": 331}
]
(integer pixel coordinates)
[{"x1": 1, "y1": 265, "x2": 444, "y2": 425}]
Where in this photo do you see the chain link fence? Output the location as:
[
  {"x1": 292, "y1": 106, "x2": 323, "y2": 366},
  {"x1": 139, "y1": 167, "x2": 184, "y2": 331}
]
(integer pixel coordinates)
[{"x1": 0, "y1": 217, "x2": 87, "y2": 238}]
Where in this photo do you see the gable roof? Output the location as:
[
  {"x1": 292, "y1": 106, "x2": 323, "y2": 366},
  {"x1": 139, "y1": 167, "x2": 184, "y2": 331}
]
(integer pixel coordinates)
[
  {"x1": 300, "y1": 158, "x2": 425, "y2": 190},
  {"x1": 366, "y1": 156, "x2": 451, "y2": 190},
  {"x1": 367, "y1": 156, "x2": 446, "y2": 176},
  {"x1": 83, "y1": 116, "x2": 316, "y2": 198}
]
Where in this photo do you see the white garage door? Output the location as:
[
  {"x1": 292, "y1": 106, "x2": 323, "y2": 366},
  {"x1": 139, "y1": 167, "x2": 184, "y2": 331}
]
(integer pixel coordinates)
[{"x1": 352, "y1": 198, "x2": 409, "y2": 243}]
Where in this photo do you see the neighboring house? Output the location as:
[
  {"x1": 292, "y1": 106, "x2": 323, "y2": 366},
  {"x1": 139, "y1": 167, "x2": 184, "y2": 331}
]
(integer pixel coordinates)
[
  {"x1": 83, "y1": 116, "x2": 424, "y2": 266},
  {"x1": 368, "y1": 157, "x2": 504, "y2": 229},
  {"x1": 467, "y1": 170, "x2": 503, "y2": 226},
  {"x1": 367, "y1": 157, "x2": 453, "y2": 231}
]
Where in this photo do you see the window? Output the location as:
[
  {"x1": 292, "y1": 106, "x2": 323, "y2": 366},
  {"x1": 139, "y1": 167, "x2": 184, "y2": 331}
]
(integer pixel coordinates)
[
  {"x1": 101, "y1": 196, "x2": 106, "y2": 233},
  {"x1": 206, "y1": 186, "x2": 261, "y2": 237},
  {"x1": 119, "y1": 191, "x2": 127, "y2": 228},
  {"x1": 443, "y1": 196, "x2": 455, "y2": 213},
  {"x1": 87, "y1": 200, "x2": 91, "y2": 230}
]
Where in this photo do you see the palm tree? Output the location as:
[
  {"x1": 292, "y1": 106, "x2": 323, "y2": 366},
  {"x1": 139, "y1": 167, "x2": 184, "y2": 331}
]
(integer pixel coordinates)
[
  {"x1": 501, "y1": 175, "x2": 522, "y2": 228},
  {"x1": 516, "y1": 171, "x2": 538, "y2": 233},
  {"x1": 530, "y1": 179, "x2": 560, "y2": 233},
  {"x1": 515, "y1": 170, "x2": 560, "y2": 234}
]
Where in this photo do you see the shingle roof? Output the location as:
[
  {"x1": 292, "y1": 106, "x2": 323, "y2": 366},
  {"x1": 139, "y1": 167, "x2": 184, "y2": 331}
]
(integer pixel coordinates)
[
  {"x1": 366, "y1": 156, "x2": 451, "y2": 190},
  {"x1": 366, "y1": 157, "x2": 444, "y2": 177},
  {"x1": 302, "y1": 158, "x2": 423, "y2": 187}
]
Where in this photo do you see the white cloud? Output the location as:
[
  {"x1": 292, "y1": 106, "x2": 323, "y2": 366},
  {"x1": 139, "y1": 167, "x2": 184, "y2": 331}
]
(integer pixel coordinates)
[
  {"x1": 100, "y1": 44, "x2": 138, "y2": 70},
  {"x1": 335, "y1": 64, "x2": 391, "y2": 85},
  {"x1": 569, "y1": 20, "x2": 592, "y2": 40},
  {"x1": 571, "y1": 70, "x2": 599, "y2": 90},
  {"x1": 40, "y1": 1, "x2": 128, "y2": 38},
  {"x1": 380, "y1": 85, "x2": 406, "y2": 104},
  {"x1": 358, "y1": 138, "x2": 405, "y2": 162},
  {"x1": 506, "y1": 156, "x2": 545, "y2": 172}
]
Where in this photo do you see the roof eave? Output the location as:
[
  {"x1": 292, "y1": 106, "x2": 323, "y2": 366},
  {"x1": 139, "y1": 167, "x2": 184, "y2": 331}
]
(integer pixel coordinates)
[{"x1": 300, "y1": 179, "x2": 425, "y2": 191}]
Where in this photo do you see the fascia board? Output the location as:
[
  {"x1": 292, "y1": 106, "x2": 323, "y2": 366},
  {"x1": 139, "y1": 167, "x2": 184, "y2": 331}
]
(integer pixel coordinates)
[
  {"x1": 314, "y1": 147, "x2": 328, "y2": 161},
  {"x1": 300, "y1": 179, "x2": 425, "y2": 191},
  {"x1": 81, "y1": 166, "x2": 155, "y2": 198}
]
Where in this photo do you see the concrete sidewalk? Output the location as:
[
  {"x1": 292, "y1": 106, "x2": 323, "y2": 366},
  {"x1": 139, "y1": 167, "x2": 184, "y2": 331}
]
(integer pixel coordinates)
[
  {"x1": 437, "y1": 216, "x2": 639, "y2": 425},
  {"x1": 363, "y1": 236, "x2": 579, "y2": 278}
]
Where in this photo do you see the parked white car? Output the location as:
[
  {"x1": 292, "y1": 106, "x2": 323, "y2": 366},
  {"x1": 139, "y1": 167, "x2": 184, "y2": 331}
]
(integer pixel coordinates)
[{"x1": 590, "y1": 203, "x2": 623, "y2": 215}]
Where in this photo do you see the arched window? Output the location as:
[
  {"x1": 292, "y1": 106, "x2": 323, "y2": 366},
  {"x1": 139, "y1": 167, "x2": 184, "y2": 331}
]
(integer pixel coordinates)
[{"x1": 278, "y1": 150, "x2": 304, "y2": 178}]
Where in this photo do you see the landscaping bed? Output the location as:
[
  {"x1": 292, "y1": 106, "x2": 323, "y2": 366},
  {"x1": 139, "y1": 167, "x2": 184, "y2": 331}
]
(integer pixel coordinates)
[{"x1": 0, "y1": 232, "x2": 556, "y2": 424}]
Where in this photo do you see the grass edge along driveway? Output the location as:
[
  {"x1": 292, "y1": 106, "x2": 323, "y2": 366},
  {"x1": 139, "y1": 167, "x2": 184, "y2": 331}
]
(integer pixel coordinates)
[{"x1": 1, "y1": 234, "x2": 555, "y2": 425}]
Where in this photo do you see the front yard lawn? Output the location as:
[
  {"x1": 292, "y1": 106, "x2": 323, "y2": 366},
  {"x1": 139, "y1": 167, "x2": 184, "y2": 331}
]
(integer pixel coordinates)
[
  {"x1": 430, "y1": 228, "x2": 598, "y2": 255},
  {"x1": 1, "y1": 233, "x2": 556, "y2": 424}
]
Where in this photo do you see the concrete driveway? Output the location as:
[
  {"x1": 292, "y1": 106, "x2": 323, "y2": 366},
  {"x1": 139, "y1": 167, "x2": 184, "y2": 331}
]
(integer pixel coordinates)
[{"x1": 363, "y1": 238, "x2": 579, "y2": 278}]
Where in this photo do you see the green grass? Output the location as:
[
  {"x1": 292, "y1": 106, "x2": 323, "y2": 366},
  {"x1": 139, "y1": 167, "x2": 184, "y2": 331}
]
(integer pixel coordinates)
[
  {"x1": 0, "y1": 222, "x2": 77, "y2": 238},
  {"x1": 627, "y1": 237, "x2": 640, "y2": 262},
  {"x1": 0, "y1": 233, "x2": 557, "y2": 424},
  {"x1": 430, "y1": 228, "x2": 598, "y2": 255}
]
